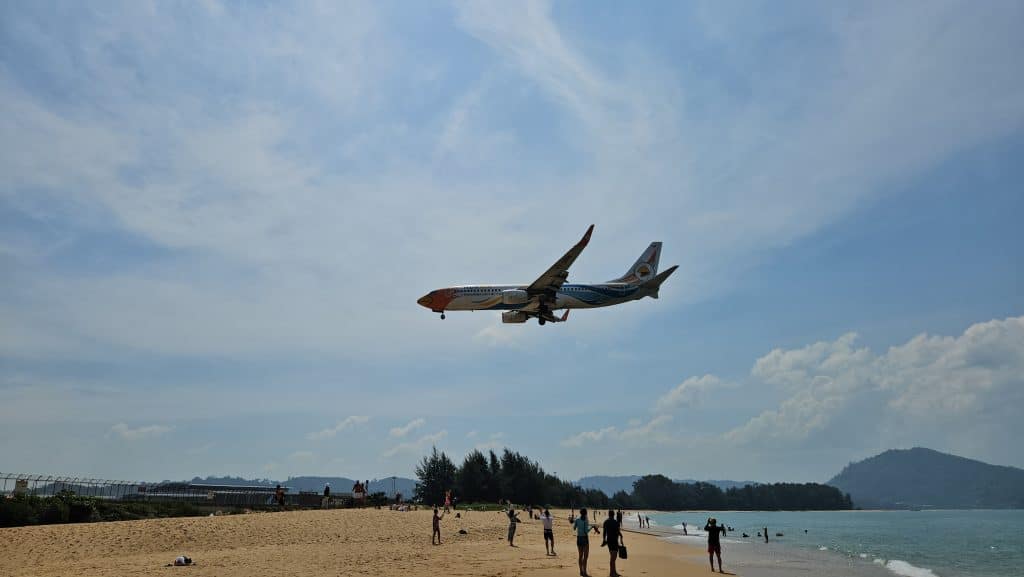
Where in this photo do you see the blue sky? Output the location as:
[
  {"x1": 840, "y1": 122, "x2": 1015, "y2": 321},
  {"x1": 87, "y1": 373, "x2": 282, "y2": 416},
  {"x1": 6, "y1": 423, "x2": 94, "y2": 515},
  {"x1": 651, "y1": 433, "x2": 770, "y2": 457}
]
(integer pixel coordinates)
[{"x1": 1, "y1": 0, "x2": 1022, "y2": 484}]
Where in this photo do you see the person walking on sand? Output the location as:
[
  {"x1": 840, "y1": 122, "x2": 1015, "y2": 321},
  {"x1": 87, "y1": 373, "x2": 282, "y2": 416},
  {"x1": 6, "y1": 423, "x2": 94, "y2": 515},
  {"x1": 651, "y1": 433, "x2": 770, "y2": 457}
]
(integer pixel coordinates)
[
  {"x1": 573, "y1": 508, "x2": 599, "y2": 577},
  {"x1": 637, "y1": 512, "x2": 642, "y2": 528},
  {"x1": 704, "y1": 517, "x2": 727, "y2": 573},
  {"x1": 432, "y1": 507, "x2": 445, "y2": 545},
  {"x1": 506, "y1": 506, "x2": 521, "y2": 546},
  {"x1": 541, "y1": 508, "x2": 556, "y2": 556},
  {"x1": 602, "y1": 509, "x2": 625, "y2": 577}
]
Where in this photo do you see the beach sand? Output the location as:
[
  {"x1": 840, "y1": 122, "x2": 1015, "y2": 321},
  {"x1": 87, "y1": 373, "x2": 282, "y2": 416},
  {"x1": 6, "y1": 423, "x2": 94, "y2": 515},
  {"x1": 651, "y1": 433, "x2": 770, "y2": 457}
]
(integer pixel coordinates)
[{"x1": 0, "y1": 508, "x2": 708, "y2": 577}]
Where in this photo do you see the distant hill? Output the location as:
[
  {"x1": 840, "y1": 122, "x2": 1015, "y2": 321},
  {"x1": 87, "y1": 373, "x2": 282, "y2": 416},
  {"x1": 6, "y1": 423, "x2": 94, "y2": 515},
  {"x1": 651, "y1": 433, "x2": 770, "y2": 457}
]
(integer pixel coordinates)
[
  {"x1": 577, "y1": 475, "x2": 759, "y2": 496},
  {"x1": 828, "y1": 447, "x2": 1024, "y2": 509},
  {"x1": 187, "y1": 475, "x2": 416, "y2": 496}
]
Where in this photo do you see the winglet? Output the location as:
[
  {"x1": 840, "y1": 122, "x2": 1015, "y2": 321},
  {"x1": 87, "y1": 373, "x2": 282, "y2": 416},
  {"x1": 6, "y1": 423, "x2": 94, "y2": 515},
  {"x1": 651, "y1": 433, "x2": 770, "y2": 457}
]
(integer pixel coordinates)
[
  {"x1": 580, "y1": 224, "x2": 594, "y2": 247},
  {"x1": 560, "y1": 310, "x2": 570, "y2": 322}
]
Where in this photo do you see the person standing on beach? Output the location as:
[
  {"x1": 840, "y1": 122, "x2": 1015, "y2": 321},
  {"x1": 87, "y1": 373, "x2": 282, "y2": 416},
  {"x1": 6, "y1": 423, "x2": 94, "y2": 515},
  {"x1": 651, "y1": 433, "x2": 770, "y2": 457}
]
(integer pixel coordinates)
[
  {"x1": 615, "y1": 509, "x2": 623, "y2": 527},
  {"x1": 322, "y1": 483, "x2": 330, "y2": 509},
  {"x1": 683, "y1": 521, "x2": 688, "y2": 535},
  {"x1": 602, "y1": 509, "x2": 624, "y2": 577},
  {"x1": 432, "y1": 507, "x2": 445, "y2": 545},
  {"x1": 764, "y1": 526, "x2": 768, "y2": 543},
  {"x1": 274, "y1": 484, "x2": 285, "y2": 508},
  {"x1": 637, "y1": 513, "x2": 642, "y2": 528},
  {"x1": 573, "y1": 508, "x2": 598, "y2": 577},
  {"x1": 506, "y1": 506, "x2": 520, "y2": 546},
  {"x1": 704, "y1": 517, "x2": 726, "y2": 573},
  {"x1": 644, "y1": 515, "x2": 650, "y2": 528},
  {"x1": 541, "y1": 508, "x2": 556, "y2": 555}
]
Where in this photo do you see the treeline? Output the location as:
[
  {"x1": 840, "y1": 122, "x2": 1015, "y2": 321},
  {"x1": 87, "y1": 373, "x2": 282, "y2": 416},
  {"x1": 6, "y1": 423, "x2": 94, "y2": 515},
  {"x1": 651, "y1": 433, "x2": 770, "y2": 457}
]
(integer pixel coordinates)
[{"x1": 415, "y1": 447, "x2": 853, "y2": 511}]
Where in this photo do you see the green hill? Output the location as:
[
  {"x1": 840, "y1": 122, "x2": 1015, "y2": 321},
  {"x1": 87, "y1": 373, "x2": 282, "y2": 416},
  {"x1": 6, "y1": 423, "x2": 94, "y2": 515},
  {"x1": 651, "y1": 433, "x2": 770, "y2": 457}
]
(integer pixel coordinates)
[{"x1": 828, "y1": 448, "x2": 1024, "y2": 509}]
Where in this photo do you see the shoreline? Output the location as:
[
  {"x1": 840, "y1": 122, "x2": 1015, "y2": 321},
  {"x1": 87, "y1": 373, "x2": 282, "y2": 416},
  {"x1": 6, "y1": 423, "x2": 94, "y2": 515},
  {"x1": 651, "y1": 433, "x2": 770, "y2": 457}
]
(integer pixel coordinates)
[{"x1": 1, "y1": 506, "x2": 950, "y2": 577}]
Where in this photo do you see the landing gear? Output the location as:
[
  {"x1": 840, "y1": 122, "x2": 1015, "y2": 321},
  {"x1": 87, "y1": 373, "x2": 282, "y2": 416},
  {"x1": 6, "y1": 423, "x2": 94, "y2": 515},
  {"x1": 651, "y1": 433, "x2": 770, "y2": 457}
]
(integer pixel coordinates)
[
  {"x1": 440, "y1": 313, "x2": 446, "y2": 320},
  {"x1": 538, "y1": 318, "x2": 546, "y2": 326}
]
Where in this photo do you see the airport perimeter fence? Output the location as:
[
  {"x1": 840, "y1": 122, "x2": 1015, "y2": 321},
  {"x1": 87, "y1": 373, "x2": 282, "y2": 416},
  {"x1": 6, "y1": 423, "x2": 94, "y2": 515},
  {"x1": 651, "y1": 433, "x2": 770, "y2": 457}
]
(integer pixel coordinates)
[{"x1": 0, "y1": 472, "x2": 355, "y2": 509}]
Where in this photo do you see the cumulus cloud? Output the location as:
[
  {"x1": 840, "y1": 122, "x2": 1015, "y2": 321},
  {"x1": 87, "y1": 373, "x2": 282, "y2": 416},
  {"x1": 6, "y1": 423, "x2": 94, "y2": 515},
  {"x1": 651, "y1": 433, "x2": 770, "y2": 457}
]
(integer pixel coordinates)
[
  {"x1": 726, "y1": 316, "x2": 1024, "y2": 451},
  {"x1": 383, "y1": 430, "x2": 448, "y2": 458},
  {"x1": 560, "y1": 416, "x2": 674, "y2": 448},
  {"x1": 654, "y1": 374, "x2": 724, "y2": 412},
  {"x1": 108, "y1": 423, "x2": 172, "y2": 440},
  {"x1": 307, "y1": 416, "x2": 370, "y2": 441},
  {"x1": 389, "y1": 418, "x2": 426, "y2": 438}
]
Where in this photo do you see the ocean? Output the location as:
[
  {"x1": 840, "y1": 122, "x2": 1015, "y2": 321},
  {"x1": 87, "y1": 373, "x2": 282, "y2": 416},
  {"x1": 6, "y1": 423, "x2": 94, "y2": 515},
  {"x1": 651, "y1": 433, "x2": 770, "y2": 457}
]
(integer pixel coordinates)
[{"x1": 641, "y1": 510, "x2": 1024, "y2": 577}]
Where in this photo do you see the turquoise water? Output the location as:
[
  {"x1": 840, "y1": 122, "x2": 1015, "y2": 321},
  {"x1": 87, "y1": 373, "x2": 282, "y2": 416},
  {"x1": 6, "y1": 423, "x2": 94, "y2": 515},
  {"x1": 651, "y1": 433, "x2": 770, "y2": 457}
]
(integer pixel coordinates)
[{"x1": 645, "y1": 510, "x2": 1024, "y2": 577}]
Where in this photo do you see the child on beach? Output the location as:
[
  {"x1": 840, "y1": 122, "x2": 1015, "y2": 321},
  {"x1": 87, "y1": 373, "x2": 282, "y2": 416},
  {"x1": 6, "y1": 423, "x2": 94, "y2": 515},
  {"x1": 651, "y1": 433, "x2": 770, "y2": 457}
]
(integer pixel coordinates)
[
  {"x1": 704, "y1": 517, "x2": 727, "y2": 573},
  {"x1": 432, "y1": 507, "x2": 445, "y2": 545},
  {"x1": 541, "y1": 508, "x2": 556, "y2": 556}
]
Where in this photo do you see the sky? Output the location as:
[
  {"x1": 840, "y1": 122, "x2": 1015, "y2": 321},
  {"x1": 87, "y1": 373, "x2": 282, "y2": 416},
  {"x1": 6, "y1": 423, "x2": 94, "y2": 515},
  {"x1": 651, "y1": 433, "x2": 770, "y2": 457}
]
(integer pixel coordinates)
[{"x1": 1, "y1": 0, "x2": 1022, "y2": 484}]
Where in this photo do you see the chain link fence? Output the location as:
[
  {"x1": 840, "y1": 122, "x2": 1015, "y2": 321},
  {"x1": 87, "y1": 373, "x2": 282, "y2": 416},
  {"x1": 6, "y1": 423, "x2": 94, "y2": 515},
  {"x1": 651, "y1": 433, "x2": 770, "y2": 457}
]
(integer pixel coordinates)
[{"x1": 0, "y1": 473, "x2": 354, "y2": 508}]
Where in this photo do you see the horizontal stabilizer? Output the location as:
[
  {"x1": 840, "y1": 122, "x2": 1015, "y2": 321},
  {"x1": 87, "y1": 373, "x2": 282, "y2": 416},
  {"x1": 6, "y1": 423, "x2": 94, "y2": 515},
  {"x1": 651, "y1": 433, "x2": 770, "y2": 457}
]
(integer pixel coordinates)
[{"x1": 642, "y1": 264, "x2": 678, "y2": 298}]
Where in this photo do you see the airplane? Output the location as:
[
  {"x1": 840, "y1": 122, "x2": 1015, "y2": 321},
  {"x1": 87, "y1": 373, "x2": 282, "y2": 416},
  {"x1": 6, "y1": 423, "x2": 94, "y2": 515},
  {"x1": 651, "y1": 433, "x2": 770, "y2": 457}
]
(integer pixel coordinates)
[{"x1": 416, "y1": 225, "x2": 678, "y2": 325}]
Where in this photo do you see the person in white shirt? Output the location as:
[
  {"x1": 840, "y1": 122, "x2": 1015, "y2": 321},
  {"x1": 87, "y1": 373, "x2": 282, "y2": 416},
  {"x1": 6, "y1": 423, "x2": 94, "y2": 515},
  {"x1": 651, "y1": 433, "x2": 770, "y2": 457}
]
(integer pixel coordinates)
[{"x1": 541, "y1": 508, "x2": 556, "y2": 555}]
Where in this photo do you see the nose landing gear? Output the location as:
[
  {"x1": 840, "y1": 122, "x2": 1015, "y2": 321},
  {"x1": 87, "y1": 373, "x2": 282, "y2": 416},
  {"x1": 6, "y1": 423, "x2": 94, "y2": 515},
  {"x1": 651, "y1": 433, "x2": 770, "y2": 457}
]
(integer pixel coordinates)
[{"x1": 440, "y1": 313, "x2": 446, "y2": 320}]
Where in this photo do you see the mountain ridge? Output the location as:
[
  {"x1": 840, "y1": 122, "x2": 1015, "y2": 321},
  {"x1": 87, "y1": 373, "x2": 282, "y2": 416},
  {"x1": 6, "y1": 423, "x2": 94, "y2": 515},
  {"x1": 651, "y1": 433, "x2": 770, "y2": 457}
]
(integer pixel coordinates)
[{"x1": 827, "y1": 447, "x2": 1024, "y2": 509}]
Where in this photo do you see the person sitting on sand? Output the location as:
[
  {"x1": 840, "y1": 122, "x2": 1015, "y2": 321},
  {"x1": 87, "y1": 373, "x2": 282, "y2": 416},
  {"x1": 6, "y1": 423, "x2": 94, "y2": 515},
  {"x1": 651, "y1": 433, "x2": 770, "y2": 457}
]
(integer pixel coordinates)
[
  {"x1": 432, "y1": 507, "x2": 445, "y2": 545},
  {"x1": 171, "y1": 556, "x2": 193, "y2": 566},
  {"x1": 573, "y1": 508, "x2": 599, "y2": 577},
  {"x1": 704, "y1": 517, "x2": 727, "y2": 573},
  {"x1": 541, "y1": 508, "x2": 556, "y2": 556},
  {"x1": 602, "y1": 509, "x2": 624, "y2": 577}
]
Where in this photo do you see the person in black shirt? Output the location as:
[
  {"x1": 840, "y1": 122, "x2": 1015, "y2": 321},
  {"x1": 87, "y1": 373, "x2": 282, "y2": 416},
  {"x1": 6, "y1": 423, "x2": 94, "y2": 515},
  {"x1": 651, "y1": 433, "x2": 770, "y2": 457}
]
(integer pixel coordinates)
[
  {"x1": 601, "y1": 509, "x2": 624, "y2": 577},
  {"x1": 704, "y1": 517, "x2": 727, "y2": 573}
]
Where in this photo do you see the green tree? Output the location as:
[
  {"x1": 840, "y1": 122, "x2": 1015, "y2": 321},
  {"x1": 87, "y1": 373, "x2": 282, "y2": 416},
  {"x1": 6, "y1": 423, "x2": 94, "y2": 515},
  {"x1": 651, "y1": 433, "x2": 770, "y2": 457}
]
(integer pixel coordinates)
[
  {"x1": 457, "y1": 449, "x2": 489, "y2": 503},
  {"x1": 414, "y1": 446, "x2": 457, "y2": 505}
]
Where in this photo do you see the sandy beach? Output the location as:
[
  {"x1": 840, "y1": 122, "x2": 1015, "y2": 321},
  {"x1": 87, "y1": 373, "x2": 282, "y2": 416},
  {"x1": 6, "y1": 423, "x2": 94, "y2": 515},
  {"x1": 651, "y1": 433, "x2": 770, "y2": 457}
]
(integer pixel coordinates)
[{"x1": 0, "y1": 508, "x2": 707, "y2": 577}]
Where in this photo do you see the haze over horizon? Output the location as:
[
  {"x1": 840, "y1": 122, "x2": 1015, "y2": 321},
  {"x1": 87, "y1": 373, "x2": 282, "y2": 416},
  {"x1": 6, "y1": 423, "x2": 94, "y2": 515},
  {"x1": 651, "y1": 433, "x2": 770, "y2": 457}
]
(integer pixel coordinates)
[{"x1": 2, "y1": 1, "x2": 1022, "y2": 484}]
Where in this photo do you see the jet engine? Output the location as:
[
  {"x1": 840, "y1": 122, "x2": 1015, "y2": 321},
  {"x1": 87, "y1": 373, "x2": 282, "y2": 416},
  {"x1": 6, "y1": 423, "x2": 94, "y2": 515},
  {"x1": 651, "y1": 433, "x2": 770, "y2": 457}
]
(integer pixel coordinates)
[
  {"x1": 501, "y1": 289, "x2": 529, "y2": 305},
  {"x1": 502, "y1": 311, "x2": 529, "y2": 323}
]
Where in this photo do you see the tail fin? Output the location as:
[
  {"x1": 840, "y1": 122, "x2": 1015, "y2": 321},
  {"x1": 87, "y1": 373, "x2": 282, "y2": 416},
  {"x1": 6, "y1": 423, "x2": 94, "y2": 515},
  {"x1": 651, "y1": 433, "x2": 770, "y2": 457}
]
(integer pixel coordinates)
[
  {"x1": 641, "y1": 265, "x2": 678, "y2": 299},
  {"x1": 608, "y1": 242, "x2": 661, "y2": 284}
]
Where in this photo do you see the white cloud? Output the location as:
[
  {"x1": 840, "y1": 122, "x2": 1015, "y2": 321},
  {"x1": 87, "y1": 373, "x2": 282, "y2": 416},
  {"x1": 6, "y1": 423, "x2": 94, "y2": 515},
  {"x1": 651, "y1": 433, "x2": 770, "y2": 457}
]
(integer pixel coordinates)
[
  {"x1": 108, "y1": 423, "x2": 172, "y2": 441},
  {"x1": 560, "y1": 416, "x2": 673, "y2": 448},
  {"x1": 465, "y1": 430, "x2": 478, "y2": 439},
  {"x1": 561, "y1": 426, "x2": 617, "y2": 448},
  {"x1": 726, "y1": 316, "x2": 1024, "y2": 452},
  {"x1": 389, "y1": 418, "x2": 426, "y2": 438},
  {"x1": 654, "y1": 374, "x2": 724, "y2": 412},
  {"x1": 289, "y1": 450, "x2": 314, "y2": 461},
  {"x1": 307, "y1": 416, "x2": 370, "y2": 441},
  {"x1": 383, "y1": 430, "x2": 448, "y2": 458}
]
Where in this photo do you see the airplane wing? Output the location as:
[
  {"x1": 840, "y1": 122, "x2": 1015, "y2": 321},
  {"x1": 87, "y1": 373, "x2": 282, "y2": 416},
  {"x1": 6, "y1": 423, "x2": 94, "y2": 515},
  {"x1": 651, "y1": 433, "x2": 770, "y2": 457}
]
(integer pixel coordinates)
[{"x1": 526, "y1": 225, "x2": 594, "y2": 298}]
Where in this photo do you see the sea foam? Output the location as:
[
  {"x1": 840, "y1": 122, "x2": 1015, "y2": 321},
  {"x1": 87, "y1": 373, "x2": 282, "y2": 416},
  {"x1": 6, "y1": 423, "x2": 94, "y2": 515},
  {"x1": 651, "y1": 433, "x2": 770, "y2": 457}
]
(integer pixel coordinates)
[{"x1": 883, "y1": 559, "x2": 939, "y2": 577}]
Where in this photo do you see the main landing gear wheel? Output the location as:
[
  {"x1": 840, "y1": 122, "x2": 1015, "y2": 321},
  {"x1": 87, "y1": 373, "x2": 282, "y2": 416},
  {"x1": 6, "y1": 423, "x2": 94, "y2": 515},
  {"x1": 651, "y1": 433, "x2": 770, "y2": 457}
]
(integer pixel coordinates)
[
  {"x1": 538, "y1": 318, "x2": 546, "y2": 325},
  {"x1": 440, "y1": 313, "x2": 446, "y2": 320}
]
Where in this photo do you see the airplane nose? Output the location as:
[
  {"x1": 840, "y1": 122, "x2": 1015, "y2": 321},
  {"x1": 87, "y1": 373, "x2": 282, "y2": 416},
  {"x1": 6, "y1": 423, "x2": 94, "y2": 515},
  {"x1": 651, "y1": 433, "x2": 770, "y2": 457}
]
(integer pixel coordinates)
[{"x1": 417, "y1": 293, "x2": 433, "y2": 308}]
